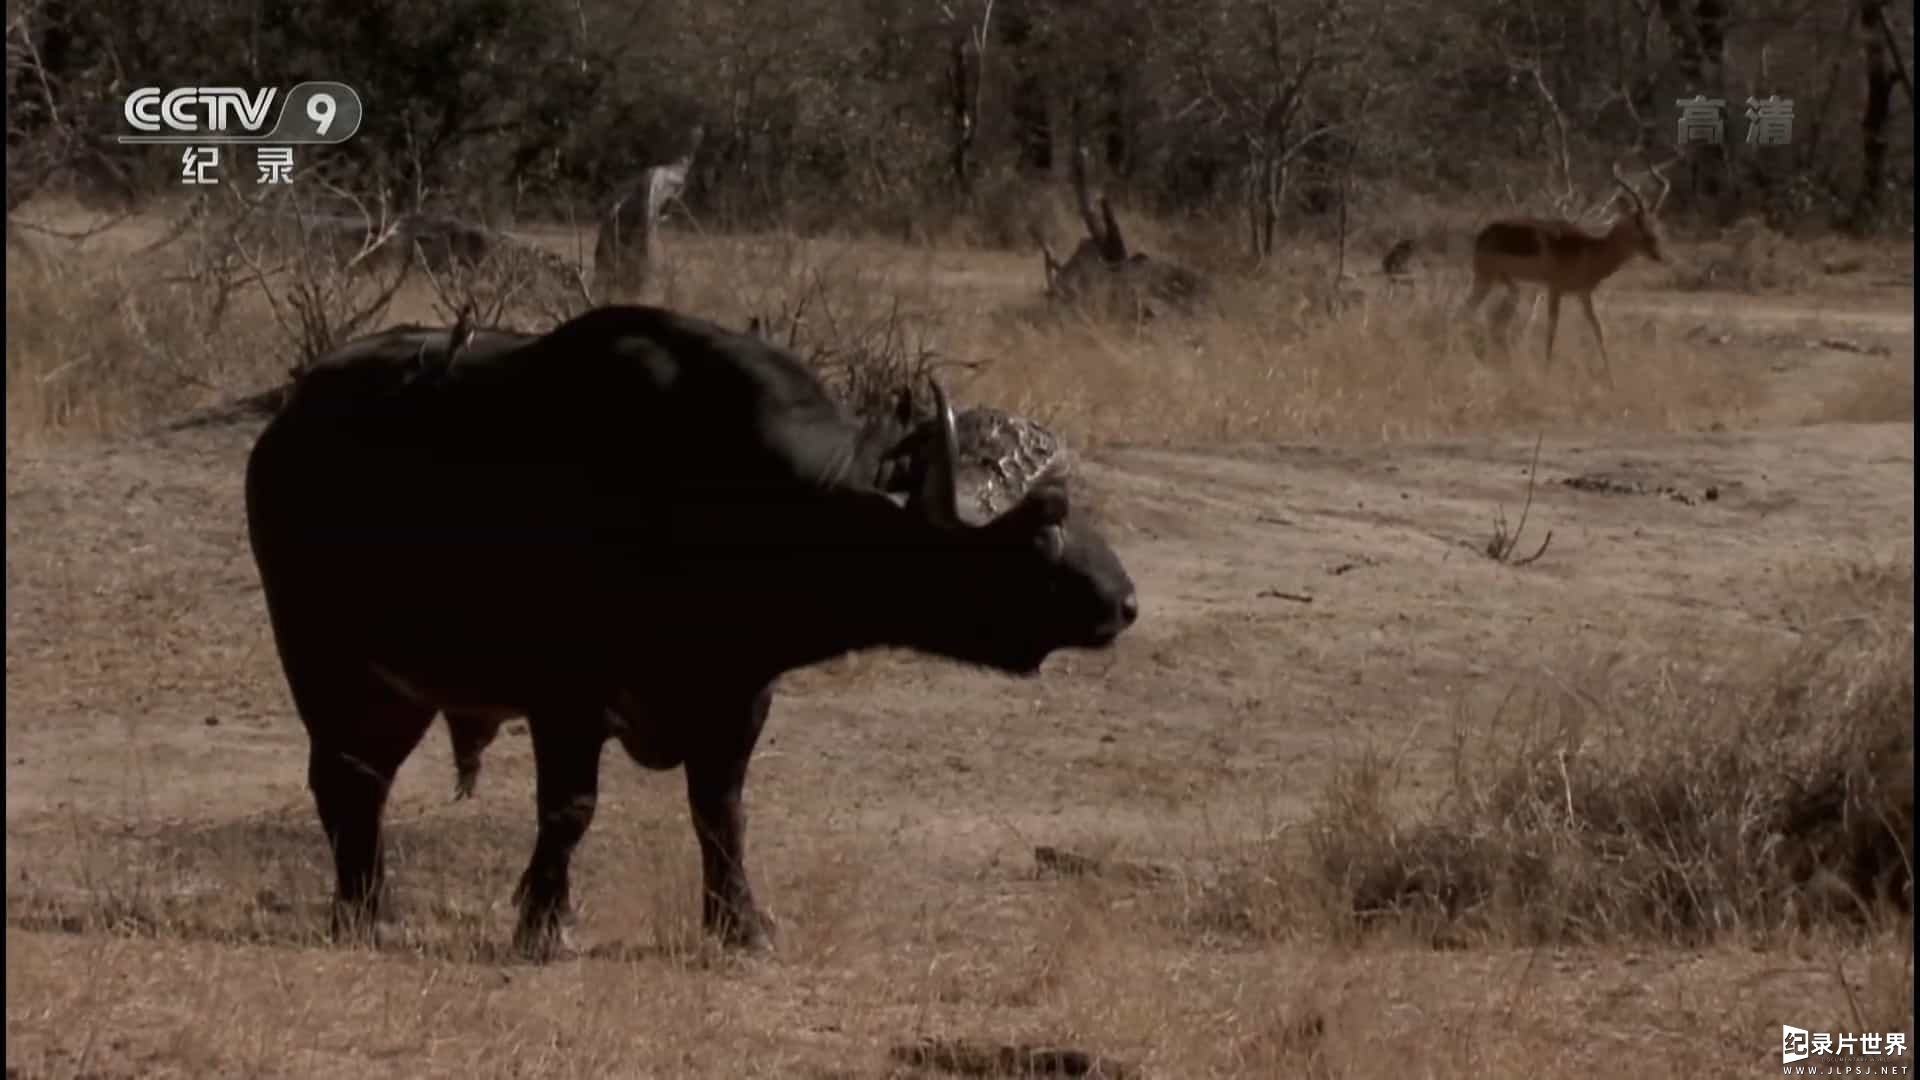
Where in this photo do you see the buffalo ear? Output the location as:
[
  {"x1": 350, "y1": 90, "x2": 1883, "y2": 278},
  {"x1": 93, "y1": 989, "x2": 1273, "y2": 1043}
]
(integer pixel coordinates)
[{"x1": 1004, "y1": 477, "x2": 1070, "y2": 532}]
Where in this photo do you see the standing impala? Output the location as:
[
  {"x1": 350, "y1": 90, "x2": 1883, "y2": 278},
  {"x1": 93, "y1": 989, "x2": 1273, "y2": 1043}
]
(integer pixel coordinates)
[{"x1": 1463, "y1": 161, "x2": 1674, "y2": 380}]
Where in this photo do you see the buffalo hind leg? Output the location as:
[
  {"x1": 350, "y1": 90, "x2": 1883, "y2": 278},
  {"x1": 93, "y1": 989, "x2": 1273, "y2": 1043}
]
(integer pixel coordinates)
[
  {"x1": 513, "y1": 711, "x2": 606, "y2": 959},
  {"x1": 302, "y1": 687, "x2": 435, "y2": 943},
  {"x1": 684, "y1": 685, "x2": 775, "y2": 951}
]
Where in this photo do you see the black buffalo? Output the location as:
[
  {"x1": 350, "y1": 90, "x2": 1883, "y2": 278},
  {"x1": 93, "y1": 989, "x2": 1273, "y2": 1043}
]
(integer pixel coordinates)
[
  {"x1": 244, "y1": 305, "x2": 1139, "y2": 956},
  {"x1": 246, "y1": 324, "x2": 547, "y2": 803}
]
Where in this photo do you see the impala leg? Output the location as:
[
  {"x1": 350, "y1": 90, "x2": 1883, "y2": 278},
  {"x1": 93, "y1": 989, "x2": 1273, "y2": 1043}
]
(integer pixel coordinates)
[
  {"x1": 513, "y1": 711, "x2": 606, "y2": 959},
  {"x1": 1461, "y1": 276, "x2": 1496, "y2": 356},
  {"x1": 1461, "y1": 275, "x2": 1491, "y2": 316},
  {"x1": 1578, "y1": 293, "x2": 1613, "y2": 385},
  {"x1": 1489, "y1": 283, "x2": 1522, "y2": 352},
  {"x1": 1542, "y1": 289, "x2": 1563, "y2": 368}
]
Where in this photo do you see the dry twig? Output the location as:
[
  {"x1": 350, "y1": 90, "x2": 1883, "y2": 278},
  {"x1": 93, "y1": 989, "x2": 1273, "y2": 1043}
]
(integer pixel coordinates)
[{"x1": 1485, "y1": 433, "x2": 1554, "y2": 565}]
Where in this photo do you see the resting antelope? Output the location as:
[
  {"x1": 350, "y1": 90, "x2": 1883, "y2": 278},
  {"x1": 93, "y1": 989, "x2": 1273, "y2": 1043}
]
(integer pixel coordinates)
[{"x1": 1463, "y1": 161, "x2": 1673, "y2": 380}]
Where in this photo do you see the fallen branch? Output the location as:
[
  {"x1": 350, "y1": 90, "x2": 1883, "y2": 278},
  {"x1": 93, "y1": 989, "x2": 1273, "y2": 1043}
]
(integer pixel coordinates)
[
  {"x1": 1033, "y1": 845, "x2": 1173, "y2": 884},
  {"x1": 891, "y1": 1037, "x2": 1136, "y2": 1079}
]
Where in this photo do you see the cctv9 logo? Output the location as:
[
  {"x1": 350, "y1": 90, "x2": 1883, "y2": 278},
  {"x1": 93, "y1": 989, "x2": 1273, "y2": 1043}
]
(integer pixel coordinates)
[{"x1": 119, "y1": 82, "x2": 363, "y2": 144}]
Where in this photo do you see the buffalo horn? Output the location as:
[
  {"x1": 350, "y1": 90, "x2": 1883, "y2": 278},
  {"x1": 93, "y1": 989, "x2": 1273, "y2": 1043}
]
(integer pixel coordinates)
[{"x1": 916, "y1": 378, "x2": 964, "y2": 528}]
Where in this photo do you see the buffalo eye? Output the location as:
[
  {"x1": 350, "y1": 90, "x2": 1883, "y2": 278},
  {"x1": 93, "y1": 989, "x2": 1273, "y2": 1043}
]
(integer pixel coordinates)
[{"x1": 1033, "y1": 524, "x2": 1067, "y2": 561}]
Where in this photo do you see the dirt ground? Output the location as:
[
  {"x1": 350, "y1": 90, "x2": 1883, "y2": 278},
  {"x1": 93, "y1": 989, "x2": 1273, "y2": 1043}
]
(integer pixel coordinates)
[{"x1": 5, "y1": 206, "x2": 1914, "y2": 1077}]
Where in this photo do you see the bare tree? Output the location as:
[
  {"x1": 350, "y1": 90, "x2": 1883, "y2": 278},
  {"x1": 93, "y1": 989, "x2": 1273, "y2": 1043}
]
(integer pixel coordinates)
[
  {"x1": 1853, "y1": 0, "x2": 1909, "y2": 228},
  {"x1": 418, "y1": 229, "x2": 595, "y2": 332},
  {"x1": 1242, "y1": 0, "x2": 1348, "y2": 259},
  {"x1": 224, "y1": 184, "x2": 415, "y2": 372},
  {"x1": 5, "y1": 0, "x2": 132, "y2": 215},
  {"x1": 593, "y1": 125, "x2": 703, "y2": 301},
  {"x1": 944, "y1": 0, "x2": 995, "y2": 195}
]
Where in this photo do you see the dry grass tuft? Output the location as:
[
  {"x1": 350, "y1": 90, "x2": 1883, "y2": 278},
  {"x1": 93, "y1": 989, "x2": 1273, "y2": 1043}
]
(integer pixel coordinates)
[
  {"x1": 1308, "y1": 561, "x2": 1914, "y2": 947},
  {"x1": 1818, "y1": 353, "x2": 1918, "y2": 424},
  {"x1": 8, "y1": 215, "x2": 1899, "y2": 450},
  {"x1": 5, "y1": 247, "x2": 282, "y2": 443},
  {"x1": 1670, "y1": 217, "x2": 1816, "y2": 294},
  {"x1": 966, "y1": 271, "x2": 1765, "y2": 447}
]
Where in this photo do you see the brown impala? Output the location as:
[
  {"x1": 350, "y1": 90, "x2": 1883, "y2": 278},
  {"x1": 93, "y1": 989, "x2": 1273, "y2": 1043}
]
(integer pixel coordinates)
[{"x1": 1463, "y1": 161, "x2": 1675, "y2": 381}]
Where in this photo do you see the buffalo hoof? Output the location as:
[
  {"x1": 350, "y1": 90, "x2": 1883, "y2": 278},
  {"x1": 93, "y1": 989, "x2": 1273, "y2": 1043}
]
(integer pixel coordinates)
[
  {"x1": 512, "y1": 922, "x2": 578, "y2": 963},
  {"x1": 328, "y1": 900, "x2": 382, "y2": 946},
  {"x1": 715, "y1": 910, "x2": 776, "y2": 954}
]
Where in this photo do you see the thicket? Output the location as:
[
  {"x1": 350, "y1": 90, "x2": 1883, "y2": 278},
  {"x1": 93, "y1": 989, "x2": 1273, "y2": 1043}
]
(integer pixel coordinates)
[{"x1": 7, "y1": 0, "x2": 1913, "y2": 243}]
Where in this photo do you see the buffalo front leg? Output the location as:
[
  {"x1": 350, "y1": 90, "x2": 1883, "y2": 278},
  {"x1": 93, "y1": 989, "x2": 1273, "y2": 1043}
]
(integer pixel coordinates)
[
  {"x1": 512, "y1": 712, "x2": 606, "y2": 959},
  {"x1": 683, "y1": 685, "x2": 775, "y2": 951}
]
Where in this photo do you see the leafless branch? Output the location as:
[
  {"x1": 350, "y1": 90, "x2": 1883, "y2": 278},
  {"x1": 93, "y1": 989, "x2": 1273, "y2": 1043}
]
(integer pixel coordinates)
[
  {"x1": 224, "y1": 183, "x2": 414, "y2": 372},
  {"x1": 1485, "y1": 434, "x2": 1555, "y2": 565},
  {"x1": 1874, "y1": 4, "x2": 1914, "y2": 106}
]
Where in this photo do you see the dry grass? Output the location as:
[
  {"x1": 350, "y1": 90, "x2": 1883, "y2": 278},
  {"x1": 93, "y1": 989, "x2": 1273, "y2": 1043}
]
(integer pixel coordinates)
[
  {"x1": 15, "y1": 208, "x2": 1905, "y2": 447},
  {"x1": 1670, "y1": 218, "x2": 1917, "y2": 295},
  {"x1": 623, "y1": 229, "x2": 1837, "y2": 448},
  {"x1": 7, "y1": 562, "x2": 1914, "y2": 1076},
  {"x1": 1307, "y1": 560, "x2": 1914, "y2": 948},
  {"x1": 5, "y1": 203, "x2": 1915, "y2": 1077},
  {"x1": 968, "y1": 282, "x2": 1767, "y2": 446},
  {"x1": 1805, "y1": 341, "x2": 1919, "y2": 424},
  {"x1": 1670, "y1": 218, "x2": 1818, "y2": 294},
  {"x1": 4, "y1": 247, "x2": 284, "y2": 443}
]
